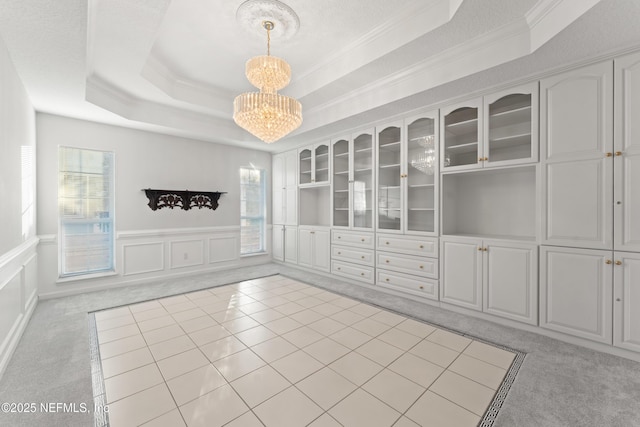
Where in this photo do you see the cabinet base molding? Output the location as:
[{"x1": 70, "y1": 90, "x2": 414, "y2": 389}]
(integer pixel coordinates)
[{"x1": 440, "y1": 301, "x2": 640, "y2": 364}]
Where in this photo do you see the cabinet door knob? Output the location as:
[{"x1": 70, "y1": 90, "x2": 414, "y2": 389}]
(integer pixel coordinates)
[
  {"x1": 337, "y1": 267, "x2": 341, "y2": 270},
  {"x1": 605, "y1": 259, "x2": 612, "y2": 264},
  {"x1": 616, "y1": 298, "x2": 622, "y2": 302},
  {"x1": 615, "y1": 260, "x2": 622, "y2": 266},
  {"x1": 479, "y1": 157, "x2": 484, "y2": 162},
  {"x1": 419, "y1": 286, "x2": 424, "y2": 290},
  {"x1": 615, "y1": 151, "x2": 623, "y2": 156},
  {"x1": 361, "y1": 256, "x2": 365, "y2": 259},
  {"x1": 419, "y1": 245, "x2": 424, "y2": 249},
  {"x1": 419, "y1": 265, "x2": 424, "y2": 269},
  {"x1": 338, "y1": 252, "x2": 341, "y2": 255},
  {"x1": 338, "y1": 236, "x2": 341, "y2": 239},
  {"x1": 360, "y1": 272, "x2": 364, "y2": 276},
  {"x1": 386, "y1": 241, "x2": 390, "y2": 245},
  {"x1": 361, "y1": 238, "x2": 365, "y2": 242},
  {"x1": 605, "y1": 152, "x2": 613, "y2": 157},
  {"x1": 478, "y1": 247, "x2": 483, "y2": 251},
  {"x1": 385, "y1": 278, "x2": 390, "y2": 282},
  {"x1": 385, "y1": 260, "x2": 390, "y2": 263}
]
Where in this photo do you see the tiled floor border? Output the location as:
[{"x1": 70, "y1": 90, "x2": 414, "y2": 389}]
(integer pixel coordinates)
[{"x1": 87, "y1": 274, "x2": 526, "y2": 427}]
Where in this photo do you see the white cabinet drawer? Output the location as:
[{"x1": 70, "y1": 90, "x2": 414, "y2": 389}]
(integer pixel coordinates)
[
  {"x1": 332, "y1": 245, "x2": 374, "y2": 266},
  {"x1": 377, "y1": 269, "x2": 438, "y2": 300},
  {"x1": 376, "y1": 234, "x2": 438, "y2": 257},
  {"x1": 332, "y1": 230, "x2": 374, "y2": 249},
  {"x1": 376, "y1": 252, "x2": 438, "y2": 279},
  {"x1": 332, "y1": 260, "x2": 374, "y2": 284}
]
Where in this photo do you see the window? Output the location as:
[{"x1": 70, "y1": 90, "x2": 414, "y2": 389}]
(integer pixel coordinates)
[
  {"x1": 58, "y1": 147, "x2": 114, "y2": 277},
  {"x1": 240, "y1": 166, "x2": 266, "y2": 255}
]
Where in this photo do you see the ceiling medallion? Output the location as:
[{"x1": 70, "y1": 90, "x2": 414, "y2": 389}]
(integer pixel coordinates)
[
  {"x1": 233, "y1": 3, "x2": 302, "y2": 143},
  {"x1": 236, "y1": 0, "x2": 300, "y2": 40}
]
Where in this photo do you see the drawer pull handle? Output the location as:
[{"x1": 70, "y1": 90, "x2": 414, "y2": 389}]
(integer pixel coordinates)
[
  {"x1": 337, "y1": 267, "x2": 341, "y2": 270},
  {"x1": 419, "y1": 265, "x2": 423, "y2": 269},
  {"x1": 360, "y1": 272, "x2": 364, "y2": 276},
  {"x1": 338, "y1": 236, "x2": 341, "y2": 239},
  {"x1": 385, "y1": 260, "x2": 390, "y2": 263},
  {"x1": 361, "y1": 238, "x2": 365, "y2": 242},
  {"x1": 419, "y1": 245, "x2": 424, "y2": 249},
  {"x1": 385, "y1": 278, "x2": 389, "y2": 282},
  {"x1": 338, "y1": 252, "x2": 342, "y2": 255},
  {"x1": 386, "y1": 241, "x2": 390, "y2": 245},
  {"x1": 419, "y1": 286, "x2": 424, "y2": 290},
  {"x1": 361, "y1": 256, "x2": 365, "y2": 259}
]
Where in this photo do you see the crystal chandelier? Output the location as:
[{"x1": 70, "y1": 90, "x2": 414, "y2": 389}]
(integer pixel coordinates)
[{"x1": 233, "y1": 20, "x2": 302, "y2": 143}]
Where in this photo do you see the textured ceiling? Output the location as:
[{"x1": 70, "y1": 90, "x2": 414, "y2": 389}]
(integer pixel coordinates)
[{"x1": 0, "y1": 0, "x2": 639, "y2": 153}]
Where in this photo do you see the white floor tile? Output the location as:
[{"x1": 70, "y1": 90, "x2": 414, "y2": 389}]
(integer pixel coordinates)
[
  {"x1": 388, "y1": 353, "x2": 444, "y2": 388},
  {"x1": 104, "y1": 363, "x2": 164, "y2": 403},
  {"x1": 101, "y1": 347, "x2": 154, "y2": 379},
  {"x1": 377, "y1": 327, "x2": 422, "y2": 351},
  {"x1": 429, "y1": 370, "x2": 496, "y2": 416},
  {"x1": 448, "y1": 353, "x2": 508, "y2": 389},
  {"x1": 405, "y1": 390, "x2": 480, "y2": 427},
  {"x1": 199, "y1": 335, "x2": 247, "y2": 362},
  {"x1": 107, "y1": 383, "x2": 176, "y2": 427},
  {"x1": 100, "y1": 334, "x2": 147, "y2": 359},
  {"x1": 142, "y1": 323, "x2": 185, "y2": 346},
  {"x1": 156, "y1": 348, "x2": 209, "y2": 380},
  {"x1": 362, "y1": 368, "x2": 425, "y2": 413},
  {"x1": 213, "y1": 348, "x2": 266, "y2": 382},
  {"x1": 296, "y1": 367, "x2": 357, "y2": 410},
  {"x1": 355, "y1": 338, "x2": 404, "y2": 366},
  {"x1": 253, "y1": 386, "x2": 323, "y2": 427},
  {"x1": 179, "y1": 384, "x2": 249, "y2": 427},
  {"x1": 148, "y1": 335, "x2": 196, "y2": 361},
  {"x1": 463, "y1": 340, "x2": 516, "y2": 369},
  {"x1": 187, "y1": 324, "x2": 231, "y2": 347},
  {"x1": 137, "y1": 315, "x2": 176, "y2": 333},
  {"x1": 395, "y1": 318, "x2": 437, "y2": 338},
  {"x1": 329, "y1": 389, "x2": 401, "y2": 427},
  {"x1": 426, "y1": 329, "x2": 472, "y2": 352},
  {"x1": 221, "y1": 315, "x2": 260, "y2": 334},
  {"x1": 251, "y1": 336, "x2": 298, "y2": 363},
  {"x1": 308, "y1": 413, "x2": 343, "y2": 427},
  {"x1": 282, "y1": 326, "x2": 324, "y2": 348},
  {"x1": 178, "y1": 315, "x2": 218, "y2": 333},
  {"x1": 409, "y1": 339, "x2": 460, "y2": 368},
  {"x1": 166, "y1": 364, "x2": 227, "y2": 406},
  {"x1": 231, "y1": 365, "x2": 290, "y2": 407},
  {"x1": 264, "y1": 316, "x2": 303, "y2": 335},
  {"x1": 329, "y1": 327, "x2": 372, "y2": 350},
  {"x1": 140, "y1": 409, "x2": 186, "y2": 427},
  {"x1": 234, "y1": 325, "x2": 277, "y2": 347},
  {"x1": 303, "y1": 337, "x2": 350, "y2": 365},
  {"x1": 270, "y1": 350, "x2": 324, "y2": 383},
  {"x1": 224, "y1": 411, "x2": 264, "y2": 427},
  {"x1": 329, "y1": 352, "x2": 383, "y2": 386},
  {"x1": 98, "y1": 323, "x2": 140, "y2": 344}
]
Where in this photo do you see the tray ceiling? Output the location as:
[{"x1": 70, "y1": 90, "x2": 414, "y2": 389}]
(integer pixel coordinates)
[{"x1": 1, "y1": 0, "x2": 639, "y2": 152}]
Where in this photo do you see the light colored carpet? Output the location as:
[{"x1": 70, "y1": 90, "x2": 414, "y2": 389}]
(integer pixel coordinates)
[{"x1": 1, "y1": 263, "x2": 639, "y2": 426}]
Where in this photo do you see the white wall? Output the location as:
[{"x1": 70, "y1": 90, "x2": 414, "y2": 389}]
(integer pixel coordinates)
[
  {"x1": 0, "y1": 35, "x2": 38, "y2": 379},
  {"x1": 36, "y1": 114, "x2": 273, "y2": 297}
]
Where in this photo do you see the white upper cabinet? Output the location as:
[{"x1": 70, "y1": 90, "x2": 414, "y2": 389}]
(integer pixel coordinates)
[
  {"x1": 483, "y1": 82, "x2": 539, "y2": 168},
  {"x1": 614, "y1": 52, "x2": 640, "y2": 252},
  {"x1": 540, "y1": 61, "x2": 614, "y2": 250},
  {"x1": 331, "y1": 130, "x2": 374, "y2": 230},
  {"x1": 441, "y1": 99, "x2": 483, "y2": 172},
  {"x1": 376, "y1": 112, "x2": 439, "y2": 235},
  {"x1": 299, "y1": 142, "x2": 330, "y2": 186}
]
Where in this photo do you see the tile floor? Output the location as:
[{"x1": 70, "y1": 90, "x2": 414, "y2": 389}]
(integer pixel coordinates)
[{"x1": 91, "y1": 275, "x2": 518, "y2": 427}]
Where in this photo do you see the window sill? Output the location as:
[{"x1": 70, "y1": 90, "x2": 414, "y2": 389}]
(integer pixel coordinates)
[
  {"x1": 240, "y1": 251, "x2": 268, "y2": 258},
  {"x1": 57, "y1": 270, "x2": 118, "y2": 284}
]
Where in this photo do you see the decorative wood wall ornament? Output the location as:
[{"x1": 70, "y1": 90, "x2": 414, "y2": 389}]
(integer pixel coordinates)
[{"x1": 143, "y1": 189, "x2": 226, "y2": 211}]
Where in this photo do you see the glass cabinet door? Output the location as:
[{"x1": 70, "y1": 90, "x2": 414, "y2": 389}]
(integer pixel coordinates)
[
  {"x1": 377, "y1": 124, "x2": 402, "y2": 231},
  {"x1": 406, "y1": 116, "x2": 437, "y2": 233},
  {"x1": 486, "y1": 90, "x2": 535, "y2": 165},
  {"x1": 442, "y1": 103, "x2": 481, "y2": 170},
  {"x1": 314, "y1": 144, "x2": 329, "y2": 184},
  {"x1": 299, "y1": 148, "x2": 312, "y2": 184},
  {"x1": 353, "y1": 132, "x2": 373, "y2": 229},
  {"x1": 332, "y1": 138, "x2": 350, "y2": 227}
]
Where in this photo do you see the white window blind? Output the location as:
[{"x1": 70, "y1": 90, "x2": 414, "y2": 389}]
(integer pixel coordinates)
[
  {"x1": 240, "y1": 167, "x2": 266, "y2": 255},
  {"x1": 58, "y1": 147, "x2": 114, "y2": 277}
]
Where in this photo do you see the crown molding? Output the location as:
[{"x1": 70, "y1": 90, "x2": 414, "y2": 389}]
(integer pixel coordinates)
[{"x1": 287, "y1": 0, "x2": 463, "y2": 99}]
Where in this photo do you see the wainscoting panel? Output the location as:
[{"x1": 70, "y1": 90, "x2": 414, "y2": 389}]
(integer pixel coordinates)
[
  {"x1": 122, "y1": 242, "x2": 164, "y2": 276},
  {"x1": 209, "y1": 236, "x2": 239, "y2": 264},
  {"x1": 170, "y1": 239, "x2": 205, "y2": 269},
  {"x1": 0, "y1": 237, "x2": 39, "y2": 380}
]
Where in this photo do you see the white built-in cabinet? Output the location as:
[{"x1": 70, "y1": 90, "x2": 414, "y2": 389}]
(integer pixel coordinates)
[
  {"x1": 299, "y1": 143, "x2": 330, "y2": 186},
  {"x1": 614, "y1": 53, "x2": 640, "y2": 252},
  {"x1": 271, "y1": 50, "x2": 640, "y2": 360},
  {"x1": 376, "y1": 112, "x2": 439, "y2": 235},
  {"x1": 441, "y1": 83, "x2": 538, "y2": 172},
  {"x1": 540, "y1": 61, "x2": 614, "y2": 250},
  {"x1": 272, "y1": 150, "x2": 298, "y2": 263},
  {"x1": 539, "y1": 54, "x2": 640, "y2": 352},
  {"x1": 540, "y1": 246, "x2": 613, "y2": 344},
  {"x1": 332, "y1": 129, "x2": 375, "y2": 230},
  {"x1": 441, "y1": 236, "x2": 538, "y2": 325},
  {"x1": 298, "y1": 227, "x2": 330, "y2": 272}
]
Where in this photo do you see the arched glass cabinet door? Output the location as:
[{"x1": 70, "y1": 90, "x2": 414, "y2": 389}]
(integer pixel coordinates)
[
  {"x1": 332, "y1": 137, "x2": 350, "y2": 227},
  {"x1": 353, "y1": 131, "x2": 373, "y2": 230},
  {"x1": 377, "y1": 123, "x2": 402, "y2": 231},
  {"x1": 406, "y1": 114, "x2": 437, "y2": 233},
  {"x1": 441, "y1": 100, "x2": 482, "y2": 171}
]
